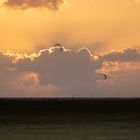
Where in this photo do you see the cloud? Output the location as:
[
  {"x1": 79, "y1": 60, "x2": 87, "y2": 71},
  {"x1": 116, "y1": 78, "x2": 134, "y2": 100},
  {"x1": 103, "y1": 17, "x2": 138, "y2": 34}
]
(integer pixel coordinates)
[
  {"x1": 0, "y1": 50, "x2": 62, "y2": 97},
  {"x1": 0, "y1": 47, "x2": 140, "y2": 97},
  {"x1": 98, "y1": 61, "x2": 140, "y2": 97},
  {"x1": 3, "y1": 0, "x2": 65, "y2": 10},
  {"x1": 0, "y1": 47, "x2": 103, "y2": 97},
  {"x1": 0, "y1": 51, "x2": 16, "y2": 84},
  {"x1": 15, "y1": 47, "x2": 102, "y2": 96},
  {"x1": 100, "y1": 48, "x2": 140, "y2": 62}
]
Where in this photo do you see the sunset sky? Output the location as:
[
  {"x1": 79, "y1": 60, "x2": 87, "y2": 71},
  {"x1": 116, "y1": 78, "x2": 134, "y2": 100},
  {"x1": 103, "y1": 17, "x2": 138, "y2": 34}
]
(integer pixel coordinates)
[{"x1": 0, "y1": 0, "x2": 140, "y2": 97}]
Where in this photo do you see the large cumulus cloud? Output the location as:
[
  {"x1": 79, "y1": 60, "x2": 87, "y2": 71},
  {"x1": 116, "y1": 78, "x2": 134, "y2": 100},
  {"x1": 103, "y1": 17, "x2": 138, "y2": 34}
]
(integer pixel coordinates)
[
  {"x1": 0, "y1": 47, "x2": 140, "y2": 97},
  {"x1": 3, "y1": 0, "x2": 65, "y2": 10},
  {"x1": 15, "y1": 47, "x2": 102, "y2": 96}
]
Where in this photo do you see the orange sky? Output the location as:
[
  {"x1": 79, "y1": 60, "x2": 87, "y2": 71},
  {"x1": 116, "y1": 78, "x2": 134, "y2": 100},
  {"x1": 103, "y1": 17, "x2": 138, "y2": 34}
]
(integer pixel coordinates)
[
  {"x1": 0, "y1": 0, "x2": 140, "y2": 54},
  {"x1": 0, "y1": 0, "x2": 140, "y2": 97}
]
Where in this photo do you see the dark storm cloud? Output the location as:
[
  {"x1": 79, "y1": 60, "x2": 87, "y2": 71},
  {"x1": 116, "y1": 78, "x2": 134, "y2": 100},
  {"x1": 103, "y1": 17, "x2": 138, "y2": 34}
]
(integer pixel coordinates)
[
  {"x1": 100, "y1": 48, "x2": 140, "y2": 62},
  {"x1": 4, "y1": 0, "x2": 64, "y2": 10}
]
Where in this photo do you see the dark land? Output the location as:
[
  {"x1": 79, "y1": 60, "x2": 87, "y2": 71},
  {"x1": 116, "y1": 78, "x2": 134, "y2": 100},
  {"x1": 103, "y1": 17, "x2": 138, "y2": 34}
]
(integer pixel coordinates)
[
  {"x1": 0, "y1": 97, "x2": 140, "y2": 113},
  {"x1": 0, "y1": 98, "x2": 140, "y2": 123},
  {"x1": 0, "y1": 98, "x2": 140, "y2": 140}
]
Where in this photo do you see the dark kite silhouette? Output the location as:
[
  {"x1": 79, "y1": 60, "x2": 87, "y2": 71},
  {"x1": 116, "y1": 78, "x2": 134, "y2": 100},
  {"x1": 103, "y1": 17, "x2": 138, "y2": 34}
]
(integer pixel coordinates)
[
  {"x1": 54, "y1": 43, "x2": 63, "y2": 52},
  {"x1": 100, "y1": 74, "x2": 107, "y2": 80}
]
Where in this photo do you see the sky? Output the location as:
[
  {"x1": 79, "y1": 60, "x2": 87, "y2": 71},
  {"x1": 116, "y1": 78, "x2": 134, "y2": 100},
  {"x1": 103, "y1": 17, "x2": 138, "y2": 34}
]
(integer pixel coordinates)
[{"x1": 0, "y1": 0, "x2": 140, "y2": 97}]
